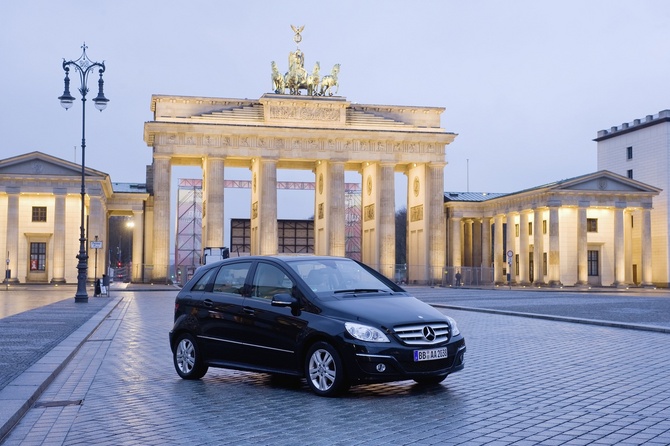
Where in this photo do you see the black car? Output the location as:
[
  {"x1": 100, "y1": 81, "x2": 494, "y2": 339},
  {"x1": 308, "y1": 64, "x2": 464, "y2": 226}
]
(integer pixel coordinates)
[{"x1": 169, "y1": 255, "x2": 465, "y2": 396}]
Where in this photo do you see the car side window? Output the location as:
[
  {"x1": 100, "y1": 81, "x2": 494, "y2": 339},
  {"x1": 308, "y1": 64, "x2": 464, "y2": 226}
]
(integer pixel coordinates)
[
  {"x1": 190, "y1": 268, "x2": 217, "y2": 292},
  {"x1": 251, "y1": 263, "x2": 294, "y2": 300},
  {"x1": 212, "y1": 262, "x2": 252, "y2": 295}
]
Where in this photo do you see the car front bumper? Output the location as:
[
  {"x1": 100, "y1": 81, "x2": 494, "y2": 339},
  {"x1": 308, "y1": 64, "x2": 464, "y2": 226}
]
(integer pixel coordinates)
[{"x1": 341, "y1": 336, "x2": 466, "y2": 384}]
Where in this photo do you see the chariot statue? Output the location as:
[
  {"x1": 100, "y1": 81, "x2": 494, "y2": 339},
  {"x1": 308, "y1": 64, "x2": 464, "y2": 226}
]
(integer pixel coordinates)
[{"x1": 270, "y1": 25, "x2": 340, "y2": 97}]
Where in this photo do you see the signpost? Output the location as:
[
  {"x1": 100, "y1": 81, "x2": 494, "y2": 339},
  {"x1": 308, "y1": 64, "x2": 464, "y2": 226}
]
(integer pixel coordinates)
[
  {"x1": 91, "y1": 236, "x2": 103, "y2": 295},
  {"x1": 506, "y1": 250, "x2": 513, "y2": 285}
]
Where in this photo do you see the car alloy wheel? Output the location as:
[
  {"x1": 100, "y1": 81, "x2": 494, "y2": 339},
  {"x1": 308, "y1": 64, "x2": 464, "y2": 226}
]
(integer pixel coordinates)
[
  {"x1": 305, "y1": 341, "x2": 349, "y2": 397},
  {"x1": 174, "y1": 333, "x2": 208, "y2": 380}
]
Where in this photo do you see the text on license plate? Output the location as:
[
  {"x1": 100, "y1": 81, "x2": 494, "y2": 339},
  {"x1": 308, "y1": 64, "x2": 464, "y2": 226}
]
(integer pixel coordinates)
[{"x1": 413, "y1": 347, "x2": 448, "y2": 362}]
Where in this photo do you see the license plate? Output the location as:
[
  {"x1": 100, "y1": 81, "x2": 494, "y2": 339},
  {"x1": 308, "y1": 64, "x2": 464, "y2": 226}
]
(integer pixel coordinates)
[{"x1": 413, "y1": 347, "x2": 448, "y2": 362}]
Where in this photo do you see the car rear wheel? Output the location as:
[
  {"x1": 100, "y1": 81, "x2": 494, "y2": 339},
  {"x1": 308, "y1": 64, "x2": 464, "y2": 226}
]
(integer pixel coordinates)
[
  {"x1": 413, "y1": 374, "x2": 448, "y2": 385},
  {"x1": 305, "y1": 342, "x2": 349, "y2": 397},
  {"x1": 174, "y1": 333, "x2": 208, "y2": 379}
]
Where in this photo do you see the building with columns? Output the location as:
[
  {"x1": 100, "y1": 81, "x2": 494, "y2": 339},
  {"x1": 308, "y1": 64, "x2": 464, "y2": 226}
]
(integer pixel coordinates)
[
  {"x1": 595, "y1": 110, "x2": 670, "y2": 287},
  {"x1": 143, "y1": 93, "x2": 457, "y2": 284},
  {"x1": 445, "y1": 171, "x2": 660, "y2": 288},
  {"x1": 0, "y1": 151, "x2": 147, "y2": 285}
]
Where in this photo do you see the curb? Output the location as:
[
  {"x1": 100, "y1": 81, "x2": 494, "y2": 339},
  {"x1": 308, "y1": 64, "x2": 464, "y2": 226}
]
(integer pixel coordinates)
[{"x1": 0, "y1": 296, "x2": 123, "y2": 441}]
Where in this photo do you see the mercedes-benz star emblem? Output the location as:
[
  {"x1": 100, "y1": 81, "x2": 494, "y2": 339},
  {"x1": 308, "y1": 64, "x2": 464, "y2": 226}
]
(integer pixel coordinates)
[{"x1": 422, "y1": 326, "x2": 436, "y2": 342}]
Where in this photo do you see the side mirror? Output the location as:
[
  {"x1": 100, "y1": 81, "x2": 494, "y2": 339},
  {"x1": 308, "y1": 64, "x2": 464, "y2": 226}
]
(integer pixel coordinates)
[{"x1": 271, "y1": 293, "x2": 298, "y2": 308}]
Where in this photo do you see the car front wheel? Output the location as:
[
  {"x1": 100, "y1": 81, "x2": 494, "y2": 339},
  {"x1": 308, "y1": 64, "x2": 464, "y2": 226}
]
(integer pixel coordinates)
[
  {"x1": 305, "y1": 342, "x2": 349, "y2": 397},
  {"x1": 173, "y1": 333, "x2": 208, "y2": 380}
]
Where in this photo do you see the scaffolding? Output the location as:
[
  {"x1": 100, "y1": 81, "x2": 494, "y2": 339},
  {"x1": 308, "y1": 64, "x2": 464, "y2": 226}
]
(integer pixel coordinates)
[
  {"x1": 174, "y1": 178, "x2": 362, "y2": 283},
  {"x1": 175, "y1": 179, "x2": 202, "y2": 285}
]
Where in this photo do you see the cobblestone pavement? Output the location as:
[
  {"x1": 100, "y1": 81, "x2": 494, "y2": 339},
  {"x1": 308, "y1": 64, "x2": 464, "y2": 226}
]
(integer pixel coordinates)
[{"x1": 2, "y1": 287, "x2": 670, "y2": 445}]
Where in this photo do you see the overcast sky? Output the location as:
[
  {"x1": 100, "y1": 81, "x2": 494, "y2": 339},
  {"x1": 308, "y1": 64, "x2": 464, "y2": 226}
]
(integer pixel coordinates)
[{"x1": 3, "y1": 1, "x2": 670, "y2": 219}]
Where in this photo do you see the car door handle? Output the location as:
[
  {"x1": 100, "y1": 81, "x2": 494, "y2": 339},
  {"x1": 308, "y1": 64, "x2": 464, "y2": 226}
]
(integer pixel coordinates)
[
  {"x1": 243, "y1": 306, "x2": 255, "y2": 315},
  {"x1": 203, "y1": 299, "x2": 213, "y2": 308}
]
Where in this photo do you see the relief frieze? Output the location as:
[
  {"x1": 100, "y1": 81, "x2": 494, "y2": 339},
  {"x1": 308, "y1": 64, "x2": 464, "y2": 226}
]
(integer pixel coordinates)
[
  {"x1": 364, "y1": 204, "x2": 375, "y2": 222},
  {"x1": 268, "y1": 105, "x2": 340, "y2": 121},
  {"x1": 410, "y1": 204, "x2": 424, "y2": 222}
]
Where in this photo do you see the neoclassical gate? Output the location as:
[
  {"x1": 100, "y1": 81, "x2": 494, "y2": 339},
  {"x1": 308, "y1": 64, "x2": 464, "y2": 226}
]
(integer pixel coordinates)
[
  {"x1": 143, "y1": 93, "x2": 455, "y2": 283},
  {"x1": 143, "y1": 29, "x2": 456, "y2": 282}
]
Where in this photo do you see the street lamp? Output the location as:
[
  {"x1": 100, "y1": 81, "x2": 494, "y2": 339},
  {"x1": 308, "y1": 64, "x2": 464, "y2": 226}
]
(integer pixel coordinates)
[{"x1": 59, "y1": 43, "x2": 109, "y2": 303}]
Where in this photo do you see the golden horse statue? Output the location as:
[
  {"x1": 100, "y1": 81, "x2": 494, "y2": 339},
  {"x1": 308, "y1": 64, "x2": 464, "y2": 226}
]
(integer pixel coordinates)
[
  {"x1": 319, "y1": 64, "x2": 340, "y2": 96},
  {"x1": 271, "y1": 61, "x2": 285, "y2": 94},
  {"x1": 306, "y1": 62, "x2": 320, "y2": 96}
]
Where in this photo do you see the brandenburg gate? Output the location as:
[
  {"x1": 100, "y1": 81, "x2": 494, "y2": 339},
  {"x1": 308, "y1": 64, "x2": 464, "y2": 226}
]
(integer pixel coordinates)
[{"x1": 143, "y1": 27, "x2": 457, "y2": 283}]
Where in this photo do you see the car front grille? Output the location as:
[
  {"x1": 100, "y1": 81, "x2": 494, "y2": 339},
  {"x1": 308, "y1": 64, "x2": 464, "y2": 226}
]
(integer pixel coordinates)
[{"x1": 393, "y1": 323, "x2": 450, "y2": 345}]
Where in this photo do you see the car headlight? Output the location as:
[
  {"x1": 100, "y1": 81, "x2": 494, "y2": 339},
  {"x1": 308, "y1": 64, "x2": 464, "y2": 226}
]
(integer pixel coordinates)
[
  {"x1": 345, "y1": 322, "x2": 390, "y2": 342},
  {"x1": 446, "y1": 316, "x2": 460, "y2": 336}
]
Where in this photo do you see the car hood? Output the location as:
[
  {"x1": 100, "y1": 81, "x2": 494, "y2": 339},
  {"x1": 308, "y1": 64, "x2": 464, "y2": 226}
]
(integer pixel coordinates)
[{"x1": 321, "y1": 294, "x2": 448, "y2": 327}]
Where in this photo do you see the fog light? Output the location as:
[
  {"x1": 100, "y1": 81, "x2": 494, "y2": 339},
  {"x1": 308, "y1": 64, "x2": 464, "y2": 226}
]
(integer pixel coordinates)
[{"x1": 376, "y1": 363, "x2": 386, "y2": 372}]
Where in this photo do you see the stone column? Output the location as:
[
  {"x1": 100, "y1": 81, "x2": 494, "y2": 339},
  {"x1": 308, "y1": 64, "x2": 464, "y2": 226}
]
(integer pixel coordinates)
[
  {"x1": 202, "y1": 156, "x2": 225, "y2": 250},
  {"x1": 152, "y1": 156, "x2": 171, "y2": 282},
  {"x1": 472, "y1": 219, "x2": 482, "y2": 270},
  {"x1": 506, "y1": 213, "x2": 516, "y2": 284},
  {"x1": 427, "y1": 163, "x2": 446, "y2": 283},
  {"x1": 329, "y1": 162, "x2": 346, "y2": 256},
  {"x1": 87, "y1": 194, "x2": 105, "y2": 282},
  {"x1": 315, "y1": 160, "x2": 346, "y2": 256},
  {"x1": 493, "y1": 214, "x2": 504, "y2": 284},
  {"x1": 640, "y1": 206, "x2": 653, "y2": 287},
  {"x1": 451, "y1": 217, "x2": 462, "y2": 272},
  {"x1": 131, "y1": 210, "x2": 144, "y2": 282},
  {"x1": 519, "y1": 210, "x2": 530, "y2": 285},
  {"x1": 533, "y1": 208, "x2": 545, "y2": 286},
  {"x1": 251, "y1": 159, "x2": 277, "y2": 256},
  {"x1": 613, "y1": 203, "x2": 626, "y2": 287},
  {"x1": 481, "y1": 217, "x2": 491, "y2": 268},
  {"x1": 51, "y1": 188, "x2": 67, "y2": 284},
  {"x1": 576, "y1": 203, "x2": 588, "y2": 286},
  {"x1": 379, "y1": 163, "x2": 395, "y2": 280},
  {"x1": 548, "y1": 203, "x2": 562, "y2": 287},
  {"x1": 5, "y1": 187, "x2": 19, "y2": 283}
]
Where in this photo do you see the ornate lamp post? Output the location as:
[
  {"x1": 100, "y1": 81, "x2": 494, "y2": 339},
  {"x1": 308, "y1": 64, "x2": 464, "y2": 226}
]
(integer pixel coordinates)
[{"x1": 58, "y1": 43, "x2": 109, "y2": 303}]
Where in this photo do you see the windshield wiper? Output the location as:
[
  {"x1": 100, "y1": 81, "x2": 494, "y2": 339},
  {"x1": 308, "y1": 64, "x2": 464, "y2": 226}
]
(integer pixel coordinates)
[{"x1": 334, "y1": 289, "x2": 390, "y2": 294}]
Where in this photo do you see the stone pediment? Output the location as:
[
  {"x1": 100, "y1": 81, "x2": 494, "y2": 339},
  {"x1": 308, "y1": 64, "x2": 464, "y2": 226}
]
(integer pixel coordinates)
[
  {"x1": 0, "y1": 151, "x2": 106, "y2": 177},
  {"x1": 551, "y1": 170, "x2": 661, "y2": 194}
]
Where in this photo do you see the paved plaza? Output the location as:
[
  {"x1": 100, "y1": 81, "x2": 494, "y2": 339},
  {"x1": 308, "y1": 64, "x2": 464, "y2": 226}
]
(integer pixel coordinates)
[{"x1": 1, "y1": 284, "x2": 669, "y2": 445}]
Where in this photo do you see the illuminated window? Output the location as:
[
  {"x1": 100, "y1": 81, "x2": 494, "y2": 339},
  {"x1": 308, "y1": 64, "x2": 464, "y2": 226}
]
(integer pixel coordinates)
[
  {"x1": 587, "y1": 218, "x2": 598, "y2": 232},
  {"x1": 32, "y1": 207, "x2": 47, "y2": 222},
  {"x1": 30, "y1": 242, "x2": 46, "y2": 271},
  {"x1": 588, "y1": 250, "x2": 599, "y2": 276}
]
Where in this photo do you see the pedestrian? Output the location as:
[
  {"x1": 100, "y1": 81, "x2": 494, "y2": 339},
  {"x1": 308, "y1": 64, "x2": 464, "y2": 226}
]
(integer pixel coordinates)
[
  {"x1": 101, "y1": 274, "x2": 108, "y2": 295},
  {"x1": 455, "y1": 271, "x2": 462, "y2": 287}
]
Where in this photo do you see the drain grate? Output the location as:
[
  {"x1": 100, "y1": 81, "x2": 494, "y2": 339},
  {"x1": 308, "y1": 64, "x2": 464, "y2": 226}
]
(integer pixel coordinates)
[{"x1": 34, "y1": 399, "x2": 83, "y2": 408}]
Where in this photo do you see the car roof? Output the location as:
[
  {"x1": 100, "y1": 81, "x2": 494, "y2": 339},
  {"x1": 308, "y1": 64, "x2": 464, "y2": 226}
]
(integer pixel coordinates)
[{"x1": 206, "y1": 255, "x2": 355, "y2": 266}]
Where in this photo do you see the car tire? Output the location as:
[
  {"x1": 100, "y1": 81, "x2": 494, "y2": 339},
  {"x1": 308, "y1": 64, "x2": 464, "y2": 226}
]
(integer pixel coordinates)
[
  {"x1": 413, "y1": 374, "x2": 448, "y2": 385},
  {"x1": 173, "y1": 333, "x2": 208, "y2": 380},
  {"x1": 305, "y1": 341, "x2": 349, "y2": 397}
]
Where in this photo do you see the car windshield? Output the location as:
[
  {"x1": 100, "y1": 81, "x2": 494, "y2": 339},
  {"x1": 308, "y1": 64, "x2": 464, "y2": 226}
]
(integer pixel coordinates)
[{"x1": 286, "y1": 258, "x2": 400, "y2": 295}]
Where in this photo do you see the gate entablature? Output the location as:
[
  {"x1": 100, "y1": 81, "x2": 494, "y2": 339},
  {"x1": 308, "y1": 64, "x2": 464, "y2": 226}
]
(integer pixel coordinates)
[{"x1": 145, "y1": 94, "x2": 455, "y2": 169}]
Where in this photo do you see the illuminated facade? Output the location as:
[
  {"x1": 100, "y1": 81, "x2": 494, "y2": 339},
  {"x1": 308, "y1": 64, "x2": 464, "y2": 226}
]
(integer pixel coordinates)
[
  {"x1": 0, "y1": 152, "x2": 147, "y2": 284},
  {"x1": 444, "y1": 171, "x2": 660, "y2": 287}
]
